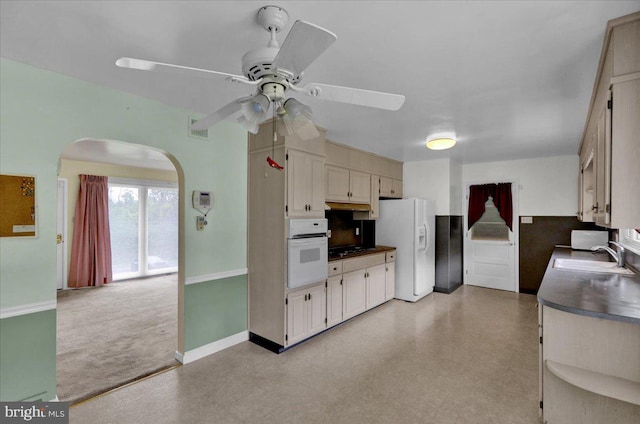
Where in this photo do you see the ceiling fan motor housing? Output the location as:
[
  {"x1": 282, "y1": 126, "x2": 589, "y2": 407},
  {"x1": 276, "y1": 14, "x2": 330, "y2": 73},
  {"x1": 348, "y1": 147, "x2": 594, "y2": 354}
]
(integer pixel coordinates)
[
  {"x1": 257, "y1": 5, "x2": 289, "y2": 33},
  {"x1": 241, "y1": 46, "x2": 302, "y2": 84}
]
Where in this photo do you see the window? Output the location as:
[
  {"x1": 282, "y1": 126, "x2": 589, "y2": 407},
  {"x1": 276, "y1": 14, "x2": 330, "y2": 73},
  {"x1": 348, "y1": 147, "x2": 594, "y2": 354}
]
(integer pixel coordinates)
[
  {"x1": 471, "y1": 197, "x2": 510, "y2": 241},
  {"x1": 620, "y1": 228, "x2": 640, "y2": 255},
  {"x1": 108, "y1": 178, "x2": 178, "y2": 280}
]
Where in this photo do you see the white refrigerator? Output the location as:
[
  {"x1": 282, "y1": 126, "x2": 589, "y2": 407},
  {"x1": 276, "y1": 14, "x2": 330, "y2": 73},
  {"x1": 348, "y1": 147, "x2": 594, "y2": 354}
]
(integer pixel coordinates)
[{"x1": 377, "y1": 198, "x2": 435, "y2": 302}]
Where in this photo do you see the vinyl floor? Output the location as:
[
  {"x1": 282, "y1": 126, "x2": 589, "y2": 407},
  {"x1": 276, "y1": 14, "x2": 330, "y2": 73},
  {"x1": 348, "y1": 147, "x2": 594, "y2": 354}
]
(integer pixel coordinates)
[{"x1": 70, "y1": 285, "x2": 540, "y2": 423}]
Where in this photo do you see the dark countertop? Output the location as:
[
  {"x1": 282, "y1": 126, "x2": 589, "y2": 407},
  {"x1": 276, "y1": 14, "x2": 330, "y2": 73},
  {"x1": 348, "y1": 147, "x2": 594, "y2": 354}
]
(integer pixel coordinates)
[
  {"x1": 329, "y1": 245, "x2": 395, "y2": 262},
  {"x1": 537, "y1": 247, "x2": 640, "y2": 324}
]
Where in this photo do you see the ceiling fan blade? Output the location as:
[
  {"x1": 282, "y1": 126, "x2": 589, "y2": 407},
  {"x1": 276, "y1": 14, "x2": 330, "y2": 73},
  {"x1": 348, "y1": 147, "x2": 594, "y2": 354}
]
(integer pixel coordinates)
[
  {"x1": 116, "y1": 57, "x2": 256, "y2": 85},
  {"x1": 191, "y1": 96, "x2": 253, "y2": 131},
  {"x1": 300, "y1": 83, "x2": 405, "y2": 111},
  {"x1": 272, "y1": 21, "x2": 337, "y2": 76}
]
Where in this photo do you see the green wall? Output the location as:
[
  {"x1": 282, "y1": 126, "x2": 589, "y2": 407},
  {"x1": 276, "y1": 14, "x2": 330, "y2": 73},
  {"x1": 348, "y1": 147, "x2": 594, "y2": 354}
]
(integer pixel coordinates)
[
  {"x1": 0, "y1": 59, "x2": 248, "y2": 400},
  {"x1": 0, "y1": 310, "x2": 56, "y2": 401},
  {"x1": 185, "y1": 275, "x2": 248, "y2": 351}
]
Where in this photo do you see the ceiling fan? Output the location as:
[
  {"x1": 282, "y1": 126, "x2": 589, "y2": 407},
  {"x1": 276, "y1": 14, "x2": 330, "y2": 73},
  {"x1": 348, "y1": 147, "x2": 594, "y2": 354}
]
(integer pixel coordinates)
[{"x1": 116, "y1": 5, "x2": 405, "y2": 142}]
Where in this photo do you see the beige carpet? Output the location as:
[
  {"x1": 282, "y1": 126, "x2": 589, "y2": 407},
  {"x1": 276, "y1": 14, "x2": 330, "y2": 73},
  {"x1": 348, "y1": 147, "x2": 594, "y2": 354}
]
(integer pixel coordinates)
[{"x1": 56, "y1": 274, "x2": 178, "y2": 404}]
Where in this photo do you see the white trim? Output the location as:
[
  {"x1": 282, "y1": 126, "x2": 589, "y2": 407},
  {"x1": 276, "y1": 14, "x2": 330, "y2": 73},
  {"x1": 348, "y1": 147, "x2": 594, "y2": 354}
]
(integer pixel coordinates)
[
  {"x1": 108, "y1": 176, "x2": 178, "y2": 188},
  {"x1": 175, "y1": 330, "x2": 248, "y2": 364},
  {"x1": 57, "y1": 178, "x2": 68, "y2": 290},
  {"x1": 185, "y1": 268, "x2": 248, "y2": 285},
  {"x1": 0, "y1": 300, "x2": 57, "y2": 319}
]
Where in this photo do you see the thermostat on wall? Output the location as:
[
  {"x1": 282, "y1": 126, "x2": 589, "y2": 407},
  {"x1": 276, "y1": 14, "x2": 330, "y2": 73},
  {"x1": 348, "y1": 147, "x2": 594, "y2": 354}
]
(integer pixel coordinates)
[{"x1": 192, "y1": 191, "x2": 213, "y2": 215}]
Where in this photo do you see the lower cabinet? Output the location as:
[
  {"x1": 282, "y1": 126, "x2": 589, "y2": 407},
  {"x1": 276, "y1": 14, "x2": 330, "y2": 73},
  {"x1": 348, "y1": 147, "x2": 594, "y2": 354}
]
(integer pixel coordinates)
[
  {"x1": 385, "y1": 261, "x2": 395, "y2": 301},
  {"x1": 328, "y1": 250, "x2": 397, "y2": 328},
  {"x1": 366, "y1": 264, "x2": 387, "y2": 309},
  {"x1": 286, "y1": 282, "x2": 326, "y2": 346},
  {"x1": 343, "y1": 269, "x2": 367, "y2": 320},
  {"x1": 285, "y1": 252, "x2": 396, "y2": 347},
  {"x1": 327, "y1": 275, "x2": 343, "y2": 327}
]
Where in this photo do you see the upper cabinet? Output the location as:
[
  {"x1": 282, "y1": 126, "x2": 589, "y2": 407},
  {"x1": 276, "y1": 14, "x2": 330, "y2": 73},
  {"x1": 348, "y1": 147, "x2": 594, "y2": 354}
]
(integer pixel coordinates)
[
  {"x1": 325, "y1": 140, "x2": 403, "y2": 215},
  {"x1": 578, "y1": 13, "x2": 640, "y2": 229},
  {"x1": 325, "y1": 165, "x2": 371, "y2": 204},
  {"x1": 248, "y1": 119, "x2": 327, "y2": 220},
  {"x1": 287, "y1": 149, "x2": 325, "y2": 217},
  {"x1": 379, "y1": 176, "x2": 403, "y2": 199}
]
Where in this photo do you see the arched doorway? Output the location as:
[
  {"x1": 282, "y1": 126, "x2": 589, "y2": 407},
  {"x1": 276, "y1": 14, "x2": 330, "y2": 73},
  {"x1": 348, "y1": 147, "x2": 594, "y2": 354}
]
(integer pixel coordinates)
[{"x1": 55, "y1": 138, "x2": 185, "y2": 404}]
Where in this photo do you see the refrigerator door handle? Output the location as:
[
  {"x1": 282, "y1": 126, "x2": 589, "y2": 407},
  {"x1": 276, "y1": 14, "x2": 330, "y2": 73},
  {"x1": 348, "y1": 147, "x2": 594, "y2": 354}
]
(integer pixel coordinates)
[{"x1": 424, "y1": 223, "x2": 430, "y2": 251}]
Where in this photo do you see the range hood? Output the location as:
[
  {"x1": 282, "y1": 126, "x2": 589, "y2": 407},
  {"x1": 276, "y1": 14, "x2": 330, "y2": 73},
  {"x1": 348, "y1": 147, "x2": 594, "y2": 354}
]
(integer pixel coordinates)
[{"x1": 325, "y1": 202, "x2": 371, "y2": 212}]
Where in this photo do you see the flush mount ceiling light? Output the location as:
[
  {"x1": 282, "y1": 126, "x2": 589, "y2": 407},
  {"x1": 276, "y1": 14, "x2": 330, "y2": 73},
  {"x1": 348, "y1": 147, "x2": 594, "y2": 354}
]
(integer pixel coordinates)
[{"x1": 426, "y1": 136, "x2": 456, "y2": 150}]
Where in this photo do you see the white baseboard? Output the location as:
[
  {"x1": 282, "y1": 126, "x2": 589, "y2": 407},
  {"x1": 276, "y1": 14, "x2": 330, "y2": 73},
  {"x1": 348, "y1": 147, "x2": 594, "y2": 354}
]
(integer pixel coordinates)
[
  {"x1": 175, "y1": 330, "x2": 248, "y2": 364},
  {"x1": 0, "y1": 300, "x2": 57, "y2": 319}
]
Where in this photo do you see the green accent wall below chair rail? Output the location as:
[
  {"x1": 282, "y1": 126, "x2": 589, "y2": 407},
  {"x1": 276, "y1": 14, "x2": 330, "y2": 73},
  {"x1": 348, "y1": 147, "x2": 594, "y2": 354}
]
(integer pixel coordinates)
[
  {"x1": 184, "y1": 275, "x2": 247, "y2": 351},
  {"x1": 0, "y1": 310, "x2": 57, "y2": 401}
]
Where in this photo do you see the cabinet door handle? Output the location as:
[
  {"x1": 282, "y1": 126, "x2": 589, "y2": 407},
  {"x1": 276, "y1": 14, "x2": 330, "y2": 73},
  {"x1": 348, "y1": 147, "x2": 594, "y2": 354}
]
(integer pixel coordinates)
[{"x1": 309, "y1": 293, "x2": 312, "y2": 300}]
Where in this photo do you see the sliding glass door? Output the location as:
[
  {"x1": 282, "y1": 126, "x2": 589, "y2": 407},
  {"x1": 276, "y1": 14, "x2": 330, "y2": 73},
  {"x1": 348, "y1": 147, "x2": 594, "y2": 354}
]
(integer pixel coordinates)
[{"x1": 109, "y1": 179, "x2": 178, "y2": 280}]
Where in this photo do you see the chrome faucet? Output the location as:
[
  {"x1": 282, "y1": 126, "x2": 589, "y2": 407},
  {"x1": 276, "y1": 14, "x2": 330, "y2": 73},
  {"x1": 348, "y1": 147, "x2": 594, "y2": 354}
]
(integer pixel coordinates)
[{"x1": 591, "y1": 241, "x2": 626, "y2": 267}]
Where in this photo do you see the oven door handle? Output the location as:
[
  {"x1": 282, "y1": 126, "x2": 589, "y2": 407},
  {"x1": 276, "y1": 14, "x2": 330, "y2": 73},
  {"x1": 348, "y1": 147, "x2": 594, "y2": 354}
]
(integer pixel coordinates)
[{"x1": 288, "y1": 236, "x2": 327, "y2": 246}]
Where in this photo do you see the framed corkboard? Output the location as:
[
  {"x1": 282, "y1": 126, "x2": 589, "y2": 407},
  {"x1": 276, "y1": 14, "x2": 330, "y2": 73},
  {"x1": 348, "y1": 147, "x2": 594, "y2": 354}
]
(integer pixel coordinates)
[{"x1": 0, "y1": 174, "x2": 37, "y2": 237}]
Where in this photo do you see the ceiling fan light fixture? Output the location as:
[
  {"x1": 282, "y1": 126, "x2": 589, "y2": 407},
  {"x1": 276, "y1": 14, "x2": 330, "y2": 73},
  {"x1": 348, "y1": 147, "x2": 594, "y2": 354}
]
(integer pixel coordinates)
[
  {"x1": 426, "y1": 136, "x2": 456, "y2": 150},
  {"x1": 283, "y1": 98, "x2": 306, "y2": 117}
]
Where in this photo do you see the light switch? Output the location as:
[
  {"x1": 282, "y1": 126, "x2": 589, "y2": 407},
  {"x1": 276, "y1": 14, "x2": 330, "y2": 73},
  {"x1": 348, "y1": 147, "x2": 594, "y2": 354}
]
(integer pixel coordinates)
[{"x1": 520, "y1": 216, "x2": 533, "y2": 224}]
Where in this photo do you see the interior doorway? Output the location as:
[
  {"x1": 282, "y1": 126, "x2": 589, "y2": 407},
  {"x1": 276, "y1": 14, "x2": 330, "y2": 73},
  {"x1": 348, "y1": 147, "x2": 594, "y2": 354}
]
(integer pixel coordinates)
[
  {"x1": 463, "y1": 181, "x2": 519, "y2": 292},
  {"x1": 56, "y1": 138, "x2": 182, "y2": 404}
]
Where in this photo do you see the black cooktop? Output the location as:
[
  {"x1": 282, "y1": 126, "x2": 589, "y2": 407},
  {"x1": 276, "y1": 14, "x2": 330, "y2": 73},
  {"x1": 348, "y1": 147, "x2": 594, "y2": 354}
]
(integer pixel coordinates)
[{"x1": 329, "y1": 245, "x2": 377, "y2": 258}]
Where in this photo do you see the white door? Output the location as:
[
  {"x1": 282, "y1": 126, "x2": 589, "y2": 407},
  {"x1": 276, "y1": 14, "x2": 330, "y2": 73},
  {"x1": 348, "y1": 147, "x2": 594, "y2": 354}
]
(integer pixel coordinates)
[
  {"x1": 463, "y1": 183, "x2": 518, "y2": 292},
  {"x1": 56, "y1": 179, "x2": 67, "y2": 290}
]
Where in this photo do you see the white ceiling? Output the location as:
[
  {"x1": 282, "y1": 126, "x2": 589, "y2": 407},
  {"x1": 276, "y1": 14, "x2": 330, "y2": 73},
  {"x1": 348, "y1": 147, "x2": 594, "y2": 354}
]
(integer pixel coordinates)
[{"x1": 2, "y1": 1, "x2": 639, "y2": 167}]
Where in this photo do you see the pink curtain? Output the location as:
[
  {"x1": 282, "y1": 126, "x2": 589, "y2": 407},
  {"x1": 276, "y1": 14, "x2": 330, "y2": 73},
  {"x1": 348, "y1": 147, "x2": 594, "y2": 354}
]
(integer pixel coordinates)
[
  {"x1": 68, "y1": 175, "x2": 112, "y2": 288},
  {"x1": 467, "y1": 183, "x2": 513, "y2": 230}
]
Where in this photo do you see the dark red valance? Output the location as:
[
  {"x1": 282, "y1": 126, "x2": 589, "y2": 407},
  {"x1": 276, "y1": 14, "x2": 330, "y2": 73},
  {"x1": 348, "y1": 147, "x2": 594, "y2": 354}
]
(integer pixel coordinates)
[{"x1": 468, "y1": 183, "x2": 513, "y2": 231}]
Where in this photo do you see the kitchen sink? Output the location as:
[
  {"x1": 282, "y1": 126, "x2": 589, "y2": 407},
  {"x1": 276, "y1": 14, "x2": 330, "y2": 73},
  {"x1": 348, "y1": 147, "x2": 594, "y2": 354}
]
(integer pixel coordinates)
[{"x1": 553, "y1": 258, "x2": 634, "y2": 275}]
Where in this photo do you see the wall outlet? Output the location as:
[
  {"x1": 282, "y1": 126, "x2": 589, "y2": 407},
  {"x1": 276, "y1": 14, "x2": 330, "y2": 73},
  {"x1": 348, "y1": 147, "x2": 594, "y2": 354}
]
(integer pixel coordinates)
[
  {"x1": 355, "y1": 227, "x2": 360, "y2": 236},
  {"x1": 521, "y1": 216, "x2": 533, "y2": 224}
]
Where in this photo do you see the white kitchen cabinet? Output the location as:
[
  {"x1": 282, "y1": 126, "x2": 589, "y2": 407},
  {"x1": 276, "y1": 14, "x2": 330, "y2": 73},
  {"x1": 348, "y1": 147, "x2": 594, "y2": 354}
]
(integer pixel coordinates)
[
  {"x1": 328, "y1": 252, "x2": 395, "y2": 325},
  {"x1": 385, "y1": 261, "x2": 395, "y2": 301},
  {"x1": 353, "y1": 175, "x2": 380, "y2": 220},
  {"x1": 540, "y1": 305, "x2": 640, "y2": 422},
  {"x1": 380, "y1": 176, "x2": 403, "y2": 198},
  {"x1": 578, "y1": 14, "x2": 640, "y2": 229},
  {"x1": 287, "y1": 149, "x2": 325, "y2": 218},
  {"x1": 325, "y1": 165, "x2": 371, "y2": 204},
  {"x1": 327, "y1": 275, "x2": 343, "y2": 328},
  {"x1": 349, "y1": 170, "x2": 371, "y2": 203},
  {"x1": 342, "y1": 269, "x2": 367, "y2": 320},
  {"x1": 325, "y1": 165, "x2": 350, "y2": 202},
  {"x1": 366, "y1": 264, "x2": 387, "y2": 309},
  {"x1": 286, "y1": 282, "x2": 327, "y2": 346}
]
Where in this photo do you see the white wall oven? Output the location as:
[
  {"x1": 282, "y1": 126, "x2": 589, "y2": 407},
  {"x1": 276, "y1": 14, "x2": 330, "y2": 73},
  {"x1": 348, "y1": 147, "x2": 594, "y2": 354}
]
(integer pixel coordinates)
[{"x1": 287, "y1": 219, "x2": 328, "y2": 289}]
